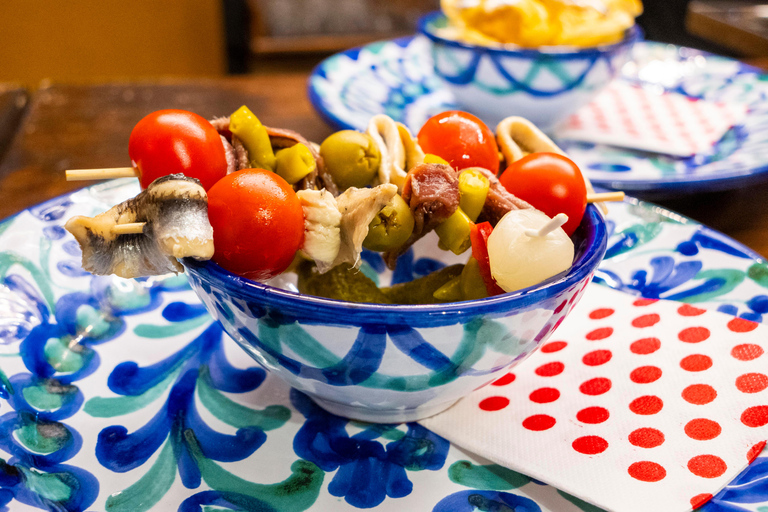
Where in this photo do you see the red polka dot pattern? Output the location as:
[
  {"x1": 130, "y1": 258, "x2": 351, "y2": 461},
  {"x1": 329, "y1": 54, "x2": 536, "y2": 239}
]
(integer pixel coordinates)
[
  {"x1": 582, "y1": 350, "x2": 612, "y2": 366},
  {"x1": 529, "y1": 387, "x2": 560, "y2": 403},
  {"x1": 628, "y1": 461, "x2": 666, "y2": 482},
  {"x1": 731, "y1": 344, "x2": 764, "y2": 361},
  {"x1": 541, "y1": 341, "x2": 567, "y2": 353},
  {"x1": 443, "y1": 288, "x2": 768, "y2": 510},
  {"x1": 572, "y1": 436, "x2": 609, "y2": 455},
  {"x1": 678, "y1": 327, "x2": 710, "y2": 343},
  {"x1": 680, "y1": 354, "x2": 713, "y2": 372},
  {"x1": 576, "y1": 407, "x2": 610, "y2": 424},
  {"x1": 741, "y1": 406, "x2": 768, "y2": 428},
  {"x1": 728, "y1": 317, "x2": 758, "y2": 332},
  {"x1": 580, "y1": 377, "x2": 612, "y2": 396},
  {"x1": 685, "y1": 419, "x2": 722, "y2": 440},
  {"x1": 630, "y1": 366, "x2": 662, "y2": 384},
  {"x1": 479, "y1": 396, "x2": 510, "y2": 411},
  {"x1": 748, "y1": 442, "x2": 766, "y2": 463},
  {"x1": 492, "y1": 373, "x2": 516, "y2": 386},
  {"x1": 735, "y1": 373, "x2": 768, "y2": 393},
  {"x1": 688, "y1": 455, "x2": 727, "y2": 478},
  {"x1": 522, "y1": 414, "x2": 556, "y2": 431},
  {"x1": 629, "y1": 395, "x2": 663, "y2": 415},
  {"x1": 690, "y1": 494, "x2": 713, "y2": 510},
  {"x1": 535, "y1": 362, "x2": 565, "y2": 377},
  {"x1": 586, "y1": 327, "x2": 613, "y2": 341},
  {"x1": 589, "y1": 308, "x2": 614, "y2": 319},
  {"x1": 632, "y1": 313, "x2": 660, "y2": 328},
  {"x1": 678, "y1": 304, "x2": 706, "y2": 316},
  {"x1": 682, "y1": 384, "x2": 717, "y2": 405},
  {"x1": 630, "y1": 337, "x2": 661, "y2": 355},
  {"x1": 628, "y1": 428, "x2": 665, "y2": 448}
]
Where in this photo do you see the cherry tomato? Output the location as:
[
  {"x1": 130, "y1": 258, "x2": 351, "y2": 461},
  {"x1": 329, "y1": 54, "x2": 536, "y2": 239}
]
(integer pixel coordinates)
[
  {"x1": 417, "y1": 111, "x2": 499, "y2": 173},
  {"x1": 207, "y1": 169, "x2": 304, "y2": 281},
  {"x1": 128, "y1": 109, "x2": 227, "y2": 191},
  {"x1": 498, "y1": 153, "x2": 587, "y2": 236}
]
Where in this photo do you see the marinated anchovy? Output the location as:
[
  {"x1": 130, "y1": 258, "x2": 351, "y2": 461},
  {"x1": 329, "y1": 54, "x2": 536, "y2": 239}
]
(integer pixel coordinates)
[
  {"x1": 65, "y1": 174, "x2": 214, "y2": 278},
  {"x1": 231, "y1": 136, "x2": 251, "y2": 171},
  {"x1": 472, "y1": 167, "x2": 533, "y2": 226},
  {"x1": 366, "y1": 114, "x2": 425, "y2": 192},
  {"x1": 384, "y1": 163, "x2": 461, "y2": 269},
  {"x1": 334, "y1": 184, "x2": 398, "y2": 268},
  {"x1": 296, "y1": 189, "x2": 342, "y2": 273},
  {"x1": 220, "y1": 135, "x2": 237, "y2": 174}
]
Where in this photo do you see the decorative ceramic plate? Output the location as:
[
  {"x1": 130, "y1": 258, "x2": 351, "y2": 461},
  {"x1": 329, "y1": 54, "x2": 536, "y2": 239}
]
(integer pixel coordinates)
[
  {"x1": 308, "y1": 37, "x2": 768, "y2": 194},
  {"x1": 0, "y1": 180, "x2": 766, "y2": 511}
]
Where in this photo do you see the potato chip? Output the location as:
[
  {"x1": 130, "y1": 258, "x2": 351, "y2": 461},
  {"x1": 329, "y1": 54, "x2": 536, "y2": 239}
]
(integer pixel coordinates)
[{"x1": 440, "y1": 0, "x2": 642, "y2": 48}]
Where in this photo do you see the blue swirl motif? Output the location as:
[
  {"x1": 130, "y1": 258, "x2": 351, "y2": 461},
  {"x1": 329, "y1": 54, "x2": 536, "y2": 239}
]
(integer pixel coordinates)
[
  {"x1": 291, "y1": 389, "x2": 449, "y2": 509},
  {"x1": 0, "y1": 273, "x2": 145, "y2": 511},
  {"x1": 432, "y1": 490, "x2": 542, "y2": 512},
  {"x1": 90, "y1": 302, "x2": 317, "y2": 512}
]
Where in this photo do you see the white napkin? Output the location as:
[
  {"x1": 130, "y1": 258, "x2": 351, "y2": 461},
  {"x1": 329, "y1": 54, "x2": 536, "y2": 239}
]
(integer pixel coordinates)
[
  {"x1": 421, "y1": 285, "x2": 767, "y2": 512},
  {"x1": 554, "y1": 82, "x2": 748, "y2": 157}
]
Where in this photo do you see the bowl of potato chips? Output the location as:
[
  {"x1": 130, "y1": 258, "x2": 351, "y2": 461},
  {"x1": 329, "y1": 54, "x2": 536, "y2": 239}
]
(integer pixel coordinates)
[{"x1": 418, "y1": 0, "x2": 643, "y2": 130}]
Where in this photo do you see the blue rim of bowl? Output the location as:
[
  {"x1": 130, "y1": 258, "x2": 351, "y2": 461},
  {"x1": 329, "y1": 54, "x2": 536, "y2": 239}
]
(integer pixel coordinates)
[
  {"x1": 182, "y1": 204, "x2": 607, "y2": 325},
  {"x1": 417, "y1": 11, "x2": 643, "y2": 58}
]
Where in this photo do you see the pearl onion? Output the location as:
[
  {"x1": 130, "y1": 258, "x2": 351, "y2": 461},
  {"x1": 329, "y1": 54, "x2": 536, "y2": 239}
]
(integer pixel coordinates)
[{"x1": 487, "y1": 209, "x2": 574, "y2": 292}]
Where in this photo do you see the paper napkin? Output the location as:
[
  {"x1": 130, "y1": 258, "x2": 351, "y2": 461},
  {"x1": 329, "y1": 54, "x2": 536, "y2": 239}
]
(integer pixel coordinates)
[
  {"x1": 554, "y1": 82, "x2": 748, "y2": 157},
  {"x1": 421, "y1": 285, "x2": 767, "y2": 512}
]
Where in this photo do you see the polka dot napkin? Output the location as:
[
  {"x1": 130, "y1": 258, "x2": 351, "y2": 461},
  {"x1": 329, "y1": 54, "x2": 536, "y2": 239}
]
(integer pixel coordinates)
[
  {"x1": 554, "y1": 82, "x2": 748, "y2": 157},
  {"x1": 420, "y1": 285, "x2": 767, "y2": 512}
]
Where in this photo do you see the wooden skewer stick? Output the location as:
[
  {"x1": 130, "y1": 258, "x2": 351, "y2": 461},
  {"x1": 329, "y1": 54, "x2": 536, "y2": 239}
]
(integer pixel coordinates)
[
  {"x1": 66, "y1": 167, "x2": 138, "y2": 181},
  {"x1": 112, "y1": 223, "x2": 145, "y2": 235},
  {"x1": 587, "y1": 191, "x2": 625, "y2": 203}
]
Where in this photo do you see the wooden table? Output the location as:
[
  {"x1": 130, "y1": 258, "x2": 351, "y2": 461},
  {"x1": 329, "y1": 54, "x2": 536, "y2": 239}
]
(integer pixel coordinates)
[{"x1": 0, "y1": 74, "x2": 767, "y2": 260}]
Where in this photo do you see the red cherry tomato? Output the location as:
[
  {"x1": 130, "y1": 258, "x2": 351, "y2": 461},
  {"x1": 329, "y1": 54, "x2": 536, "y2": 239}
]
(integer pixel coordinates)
[
  {"x1": 498, "y1": 153, "x2": 587, "y2": 236},
  {"x1": 128, "y1": 109, "x2": 227, "y2": 191},
  {"x1": 417, "y1": 111, "x2": 499, "y2": 173},
  {"x1": 207, "y1": 169, "x2": 304, "y2": 281}
]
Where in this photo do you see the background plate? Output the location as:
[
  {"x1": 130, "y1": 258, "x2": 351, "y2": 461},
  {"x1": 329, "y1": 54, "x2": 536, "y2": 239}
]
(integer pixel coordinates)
[
  {"x1": 0, "y1": 181, "x2": 766, "y2": 511},
  {"x1": 308, "y1": 37, "x2": 768, "y2": 194}
]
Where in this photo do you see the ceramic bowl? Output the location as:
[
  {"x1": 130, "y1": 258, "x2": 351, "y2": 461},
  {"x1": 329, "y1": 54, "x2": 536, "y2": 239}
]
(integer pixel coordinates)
[
  {"x1": 182, "y1": 204, "x2": 607, "y2": 423},
  {"x1": 418, "y1": 12, "x2": 642, "y2": 131}
]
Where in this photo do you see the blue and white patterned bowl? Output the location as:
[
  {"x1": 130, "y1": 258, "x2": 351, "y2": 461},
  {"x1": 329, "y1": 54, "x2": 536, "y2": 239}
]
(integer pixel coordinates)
[
  {"x1": 181, "y1": 205, "x2": 607, "y2": 424},
  {"x1": 418, "y1": 12, "x2": 642, "y2": 130}
]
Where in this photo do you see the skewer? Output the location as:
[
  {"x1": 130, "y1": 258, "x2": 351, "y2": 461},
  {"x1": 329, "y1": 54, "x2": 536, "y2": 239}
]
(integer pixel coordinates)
[
  {"x1": 66, "y1": 167, "x2": 138, "y2": 181},
  {"x1": 587, "y1": 191, "x2": 625, "y2": 203},
  {"x1": 525, "y1": 213, "x2": 569, "y2": 238},
  {"x1": 112, "y1": 223, "x2": 145, "y2": 235}
]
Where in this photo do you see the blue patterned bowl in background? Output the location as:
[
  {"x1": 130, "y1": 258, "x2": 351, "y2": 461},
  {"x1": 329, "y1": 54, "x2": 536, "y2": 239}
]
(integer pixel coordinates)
[
  {"x1": 182, "y1": 205, "x2": 607, "y2": 424},
  {"x1": 418, "y1": 12, "x2": 642, "y2": 130}
]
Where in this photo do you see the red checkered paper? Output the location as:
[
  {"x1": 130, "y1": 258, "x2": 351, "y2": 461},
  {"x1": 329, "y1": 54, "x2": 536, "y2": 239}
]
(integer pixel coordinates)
[
  {"x1": 555, "y1": 82, "x2": 748, "y2": 157},
  {"x1": 421, "y1": 285, "x2": 767, "y2": 512}
]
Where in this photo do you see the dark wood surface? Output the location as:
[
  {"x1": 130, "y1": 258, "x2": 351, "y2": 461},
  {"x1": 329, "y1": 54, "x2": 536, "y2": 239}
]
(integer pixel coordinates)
[
  {"x1": 0, "y1": 75, "x2": 334, "y2": 223},
  {"x1": 0, "y1": 69, "x2": 767, "y2": 260},
  {"x1": 0, "y1": 87, "x2": 28, "y2": 164}
]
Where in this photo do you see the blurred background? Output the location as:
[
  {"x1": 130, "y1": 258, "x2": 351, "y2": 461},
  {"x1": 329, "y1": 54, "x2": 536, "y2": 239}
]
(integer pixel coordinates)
[{"x1": 1, "y1": 0, "x2": 763, "y2": 87}]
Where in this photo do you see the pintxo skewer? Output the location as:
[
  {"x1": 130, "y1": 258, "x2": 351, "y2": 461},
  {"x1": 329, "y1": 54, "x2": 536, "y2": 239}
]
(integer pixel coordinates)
[
  {"x1": 107, "y1": 193, "x2": 622, "y2": 240},
  {"x1": 65, "y1": 167, "x2": 138, "y2": 181}
]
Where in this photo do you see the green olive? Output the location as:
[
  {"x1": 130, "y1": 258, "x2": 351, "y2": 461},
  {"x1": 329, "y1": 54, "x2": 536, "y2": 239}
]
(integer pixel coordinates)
[
  {"x1": 320, "y1": 130, "x2": 381, "y2": 189},
  {"x1": 363, "y1": 194, "x2": 414, "y2": 252}
]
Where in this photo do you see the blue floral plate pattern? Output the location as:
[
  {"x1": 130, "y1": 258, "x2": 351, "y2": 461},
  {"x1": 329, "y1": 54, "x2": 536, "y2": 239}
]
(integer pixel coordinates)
[
  {"x1": 308, "y1": 37, "x2": 768, "y2": 194},
  {"x1": 0, "y1": 180, "x2": 766, "y2": 511}
]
